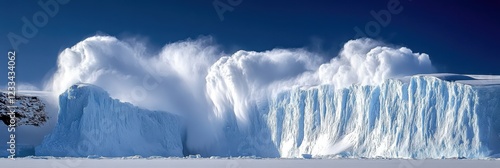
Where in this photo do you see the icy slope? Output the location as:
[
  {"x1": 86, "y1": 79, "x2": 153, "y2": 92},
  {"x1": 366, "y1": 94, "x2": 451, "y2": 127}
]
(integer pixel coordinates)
[
  {"x1": 36, "y1": 84, "x2": 183, "y2": 157},
  {"x1": 265, "y1": 75, "x2": 500, "y2": 158}
]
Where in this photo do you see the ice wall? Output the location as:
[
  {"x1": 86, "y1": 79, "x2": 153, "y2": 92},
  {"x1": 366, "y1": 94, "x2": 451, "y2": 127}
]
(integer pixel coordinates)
[
  {"x1": 36, "y1": 84, "x2": 183, "y2": 157},
  {"x1": 265, "y1": 76, "x2": 500, "y2": 158},
  {"x1": 35, "y1": 76, "x2": 500, "y2": 159}
]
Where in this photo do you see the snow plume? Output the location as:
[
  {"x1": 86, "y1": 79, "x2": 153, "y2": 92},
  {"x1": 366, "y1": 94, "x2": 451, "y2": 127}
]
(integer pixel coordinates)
[
  {"x1": 45, "y1": 36, "x2": 224, "y2": 154},
  {"x1": 206, "y1": 49, "x2": 324, "y2": 128},
  {"x1": 315, "y1": 39, "x2": 434, "y2": 88},
  {"x1": 44, "y1": 36, "x2": 434, "y2": 156}
]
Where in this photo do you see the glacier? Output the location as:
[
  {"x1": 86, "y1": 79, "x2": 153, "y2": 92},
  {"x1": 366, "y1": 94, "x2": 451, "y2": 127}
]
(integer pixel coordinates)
[
  {"x1": 35, "y1": 74, "x2": 500, "y2": 159},
  {"x1": 35, "y1": 84, "x2": 184, "y2": 157},
  {"x1": 265, "y1": 75, "x2": 500, "y2": 158}
]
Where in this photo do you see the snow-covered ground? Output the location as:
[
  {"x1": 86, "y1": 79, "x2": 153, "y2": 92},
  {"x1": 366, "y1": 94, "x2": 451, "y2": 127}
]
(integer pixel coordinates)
[{"x1": 0, "y1": 158, "x2": 499, "y2": 168}]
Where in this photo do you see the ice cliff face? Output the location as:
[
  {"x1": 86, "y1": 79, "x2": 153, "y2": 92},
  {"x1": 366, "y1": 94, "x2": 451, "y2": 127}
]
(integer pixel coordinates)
[
  {"x1": 36, "y1": 84, "x2": 183, "y2": 157},
  {"x1": 36, "y1": 75, "x2": 500, "y2": 158},
  {"x1": 265, "y1": 75, "x2": 500, "y2": 158}
]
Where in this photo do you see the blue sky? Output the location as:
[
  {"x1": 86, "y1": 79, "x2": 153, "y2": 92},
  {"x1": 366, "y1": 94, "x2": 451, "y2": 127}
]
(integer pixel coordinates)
[{"x1": 1, "y1": 0, "x2": 499, "y2": 87}]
